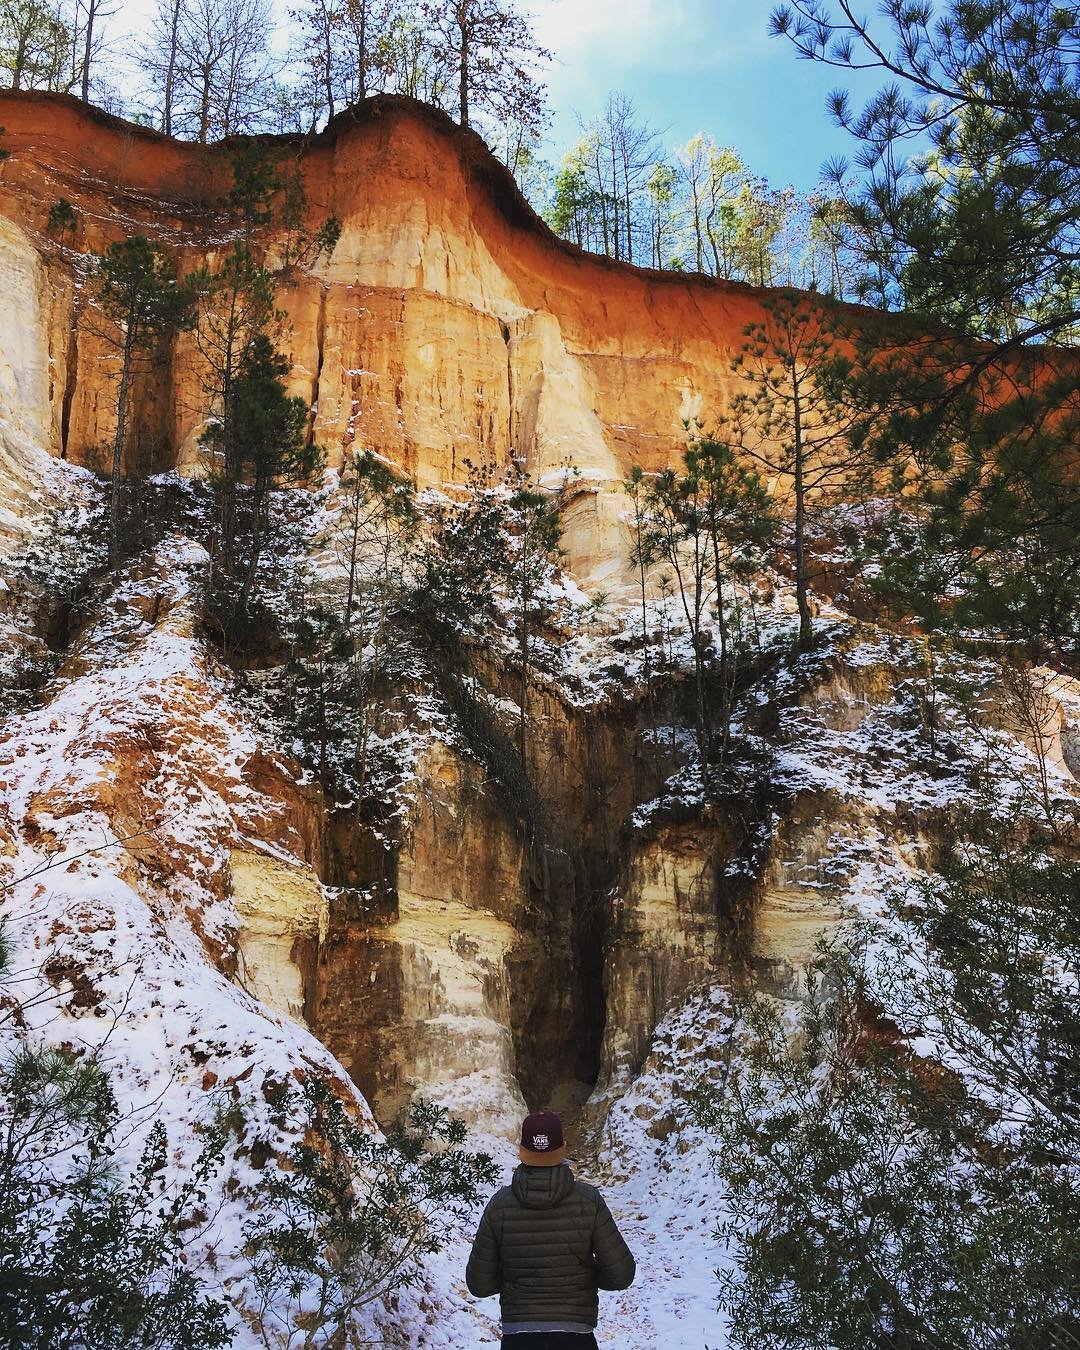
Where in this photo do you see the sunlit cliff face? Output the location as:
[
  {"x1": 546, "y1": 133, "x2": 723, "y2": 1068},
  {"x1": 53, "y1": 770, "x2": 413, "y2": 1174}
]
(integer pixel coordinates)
[{"x1": 0, "y1": 90, "x2": 814, "y2": 583}]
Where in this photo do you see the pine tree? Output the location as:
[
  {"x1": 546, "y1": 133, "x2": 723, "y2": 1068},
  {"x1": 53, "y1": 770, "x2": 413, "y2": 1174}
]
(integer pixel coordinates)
[
  {"x1": 192, "y1": 143, "x2": 338, "y2": 597},
  {"x1": 202, "y1": 333, "x2": 321, "y2": 625},
  {"x1": 0, "y1": 1046, "x2": 233, "y2": 1348},
  {"x1": 640, "y1": 437, "x2": 777, "y2": 790},
  {"x1": 771, "y1": 0, "x2": 1080, "y2": 663},
  {"x1": 771, "y1": 0, "x2": 1080, "y2": 342},
  {"x1": 278, "y1": 448, "x2": 417, "y2": 805},
  {"x1": 686, "y1": 438, "x2": 777, "y2": 763},
  {"x1": 692, "y1": 812, "x2": 1080, "y2": 1349},
  {"x1": 93, "y1": 235, "x2": 195, "y2": 569},
  {"x1": 413, "y1": 458, "x2": 510, "y2": 652},
  {"x1": 625, "y1": 466, "x2": 660, "y2": 770},
  {"x1": 247, "y1": 1081, "x2": 496, "y2": 1346},
  {"x1": 728, "y1": 287, "x2": 860, "y2": 651}
]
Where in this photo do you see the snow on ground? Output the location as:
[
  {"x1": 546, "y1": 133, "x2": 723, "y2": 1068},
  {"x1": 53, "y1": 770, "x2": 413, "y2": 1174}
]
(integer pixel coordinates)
[
  {"x1": 0, "y1": 532, "x2": 492, "y2": 1346},
  {"x1": 3, "y1": 463, "x2": 1077, "y2": 1347},
  {"x1": 591, "y1": 987, "x2": 736, "y2": 1349}
]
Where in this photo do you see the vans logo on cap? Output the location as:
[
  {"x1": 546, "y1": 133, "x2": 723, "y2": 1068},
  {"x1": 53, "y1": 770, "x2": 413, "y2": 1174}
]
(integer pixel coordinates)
[{"x1": 532, "y1": 1133, "x2": 549, "y2": 1149}]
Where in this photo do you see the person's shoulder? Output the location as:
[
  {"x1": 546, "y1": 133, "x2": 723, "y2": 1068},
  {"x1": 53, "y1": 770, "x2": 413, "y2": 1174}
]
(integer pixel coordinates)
[
  {"x1": 485, "y1": 1184, "x2": 516, "y2": 1211},
  {"x1": 571, "y1": 1177, "x2": 605, "y2": 1205}
]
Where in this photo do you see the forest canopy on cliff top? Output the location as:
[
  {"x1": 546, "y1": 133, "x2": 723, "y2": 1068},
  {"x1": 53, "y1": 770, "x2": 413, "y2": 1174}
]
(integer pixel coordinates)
[{"x1": 1, "y1": 0, "x2": 1073, "y2": 312}]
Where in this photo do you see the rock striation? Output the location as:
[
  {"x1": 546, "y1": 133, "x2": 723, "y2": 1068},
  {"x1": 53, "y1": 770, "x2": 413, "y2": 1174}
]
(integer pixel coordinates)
[
  {"x1": 0, "y1": 91, "x2": 808, "y2": 581},
  {"x1": 1, "y1": 90, "x2": 1076, "y2": 1163}
]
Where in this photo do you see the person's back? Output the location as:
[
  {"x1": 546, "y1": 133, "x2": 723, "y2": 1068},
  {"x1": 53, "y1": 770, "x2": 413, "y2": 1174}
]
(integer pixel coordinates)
[{"x1": 466, "y1": 1110, "x2": 635, "y2": 1348}]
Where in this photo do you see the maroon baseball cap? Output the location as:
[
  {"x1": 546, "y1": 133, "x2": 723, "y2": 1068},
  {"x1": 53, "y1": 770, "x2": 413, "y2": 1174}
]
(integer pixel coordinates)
[{"x1": 519, "y1": 1109, "x2": 566, "y2": 1166}]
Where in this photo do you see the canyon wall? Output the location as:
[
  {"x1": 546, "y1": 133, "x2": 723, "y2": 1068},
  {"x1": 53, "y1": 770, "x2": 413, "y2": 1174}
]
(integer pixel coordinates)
[
  {"x1": 8, "y1": 93, "x2": 1070, "y2": 1149},
  {"x1": 0, "y1": 91, "x2": 817, "y2": 581}
]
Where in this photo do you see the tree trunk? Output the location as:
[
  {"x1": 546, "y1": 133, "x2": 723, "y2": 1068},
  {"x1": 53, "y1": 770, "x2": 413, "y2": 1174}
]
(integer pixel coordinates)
[
  {"x1": 609, "y1": 138, "x2": 620, "y2": 260},
  {"x1": 668, "y1": 528, "x2": 712, "y2": 792},
  {"x1": 356, "y1": 0, "x2": 366, "y2": 100},
  {"x1": 324, "y1": 9, "x2": 335, "y2": 118},
  {"x1": 621, "y1": 151, "x2": 633, "y2": 264},
  {"x1": 163, "y1": 0, "x2": 181, "y2": 135},
  {"x1": 219, "y1": 297, "x2": 241, "y2": 571},
  {"x1": 518, "y1": 536, "x2": 529, "y2": 782},
  {"x1": 792, "y1": 379, "x2": 813, "y2": 650},
  {"x1": 12, "y1": 35, "x2": 26, "y2": 89},
  {"x1": 198, "y1": 68, "x2": 212, "y2": 142},
  {"x1": 710, "y1": 524, "x2": 731, "y2": 765},
  {"x1": 343, "y1": 496, "x2": 360, "y2": 627},
  {"x1": 458, "y1": 12, "x2": 468, "y2": 127},
  {"x1": 706, "y1": 202, "x2": 720, "y2": 276},
  {"x1": 109, "y1": 328, "x2": 135, "y2": 570},
  {"x1": 635, "y1": 503, "x2": 659, "y2": 782},
  {"x1": 693, "y1": 632, "x2": 710, "y2": 793},
  {"x1": 317, "y1": 656, "x2": 328, "y2": 790},
  {"x1": 79, "y1": 0, "x2": 95, "y2": 101},
  {"x1": 238, "y1": 476, "x2": 267, "y2": 613},
  {"x1": 594, "y1": 141, "x2": 610, "y2": 255}
]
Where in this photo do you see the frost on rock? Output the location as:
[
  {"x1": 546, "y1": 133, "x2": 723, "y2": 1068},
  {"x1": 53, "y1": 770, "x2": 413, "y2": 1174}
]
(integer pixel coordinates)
[
  {"x1": 1, "y1": 449, "x2": 1076, "y2": 1348},
  {"x1": 0, "y1": 536, "x2": 450, "y2": 1344}
]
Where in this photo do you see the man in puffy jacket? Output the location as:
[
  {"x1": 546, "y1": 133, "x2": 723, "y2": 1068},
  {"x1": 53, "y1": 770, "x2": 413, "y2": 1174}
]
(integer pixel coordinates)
[{"x1": 465, "y1": 1108, "x2": 636, "y2": 1347}]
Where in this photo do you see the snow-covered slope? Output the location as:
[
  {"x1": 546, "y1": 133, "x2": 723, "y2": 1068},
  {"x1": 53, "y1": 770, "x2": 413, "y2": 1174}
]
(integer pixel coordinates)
[
  {"x1": 2, "y1": 457, "x2": 1079, "y2": 1346},
  {"x1": 0, "y1": 523, "x2": 501, "y2": 1344}
]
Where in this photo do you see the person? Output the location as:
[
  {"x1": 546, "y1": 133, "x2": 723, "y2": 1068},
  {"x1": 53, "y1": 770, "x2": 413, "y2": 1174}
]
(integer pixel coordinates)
[{"x1": 465, "y1": 1108, "x2": 636, "y2": 1348}]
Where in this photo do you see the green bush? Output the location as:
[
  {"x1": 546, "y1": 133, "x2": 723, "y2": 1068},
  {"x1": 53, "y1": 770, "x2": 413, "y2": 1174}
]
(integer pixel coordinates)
[
  {"x1": 247, "y1": 1080, "x2": 497, "y2": 1347},
  {"x1": 0, "y1": 1046, "x2": 233, "y2": 1349}
]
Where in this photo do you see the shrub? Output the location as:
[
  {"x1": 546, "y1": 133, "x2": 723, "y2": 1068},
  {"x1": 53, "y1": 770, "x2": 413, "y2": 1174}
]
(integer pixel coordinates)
[{"x1": 247, "y1": 1081, "x2": 497, "y2": 1347}]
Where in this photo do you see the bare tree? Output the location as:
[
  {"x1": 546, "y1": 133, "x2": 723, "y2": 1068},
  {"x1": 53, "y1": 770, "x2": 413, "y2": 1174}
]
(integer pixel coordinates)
[
  {"x1": 338, "y1": 0, "x2": 397, "y2": 101},
  {"x1": 0, "y1": 0, "x2": 71, "y2": 89},
  {"x1": 144, "y1": 0, "x2": 273, "y2": 141},
  {"x1": 289, "y1": 0, "x2": 338, "y2": 123},
  {"x1": 423, "y1": 0, "x2": 547, "y2": 132},
  {"x1": 572, "y1": 93, "x2": 661, "y2": 262},
  {"x1": 73, "y1": 0, "x2": 114, "y2": 100},
  {"x1": 144, "y1": 0, "x2": 184, "y2": 133},
  {"x1": 288, "y1": 0, "x2": 403, "y2": 126},
  {"x1": 607, "y1": 92, "x2": 662, "y2": 264}
]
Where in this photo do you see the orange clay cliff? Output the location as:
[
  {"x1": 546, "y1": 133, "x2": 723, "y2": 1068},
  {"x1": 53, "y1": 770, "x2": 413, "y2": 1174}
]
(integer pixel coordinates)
[{"x1": 0, "y1": 90, "x2": 870, "y2": 577}]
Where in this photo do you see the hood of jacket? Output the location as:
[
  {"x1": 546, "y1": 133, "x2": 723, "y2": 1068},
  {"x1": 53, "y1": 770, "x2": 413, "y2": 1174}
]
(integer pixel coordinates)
[{"x1": 511, "y1": 1162, "x2": 576, "y2": 1210}]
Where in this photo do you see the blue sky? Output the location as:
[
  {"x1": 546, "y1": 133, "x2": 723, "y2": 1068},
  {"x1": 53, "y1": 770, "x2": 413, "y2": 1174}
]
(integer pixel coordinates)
[{"x1": 530, "y1": 0, "x2": 882, "y2": 192}]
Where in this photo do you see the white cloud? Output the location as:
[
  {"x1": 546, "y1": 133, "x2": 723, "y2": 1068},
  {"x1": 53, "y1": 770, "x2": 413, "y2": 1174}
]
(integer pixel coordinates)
[
  {"x1": 533, "y1": 0, "x2": 685, "y2": 63},
  {"x1": 530, "y1": 0, "x2": 735, "y2": 88},
  {"x1": 526, "y1": 0, "x2": 766, "y2": 124}
]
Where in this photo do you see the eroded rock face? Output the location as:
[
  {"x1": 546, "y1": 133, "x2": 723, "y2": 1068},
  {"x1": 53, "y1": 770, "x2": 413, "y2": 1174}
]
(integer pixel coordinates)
[
  {"x1": 231, "y1": 848, "x2": 327, "y2": 1022},
  {"x1": 0, "y1": 91, "x2": 807, "y2": 583},
  {"x1": 601, "y1": 818, "x2": 728, "y2": 1090},
  {"x1": 311, "y1": 740, "x2": 538, "y2": 1131},
  {"x1": 0, "y1": 215, "x2": 54, "y2": 549}
]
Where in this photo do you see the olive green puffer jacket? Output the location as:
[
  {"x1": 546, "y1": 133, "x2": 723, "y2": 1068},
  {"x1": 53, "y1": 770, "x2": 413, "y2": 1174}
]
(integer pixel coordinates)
[{"x1": 465, "y1": 1163, "x2": 636, "y2": 1328}]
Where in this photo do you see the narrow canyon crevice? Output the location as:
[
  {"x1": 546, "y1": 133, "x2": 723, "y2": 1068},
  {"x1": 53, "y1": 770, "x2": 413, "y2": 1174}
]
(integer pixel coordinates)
[
  {"x1": 310, "y1": 282, "x2": 328, "y2": 444},
  {"x1": 59, "y1": 292, "x2": 82, "y2": 461},
  {"x1": 300, "y1": 668, "x2": 688, "y2": 1132}
]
